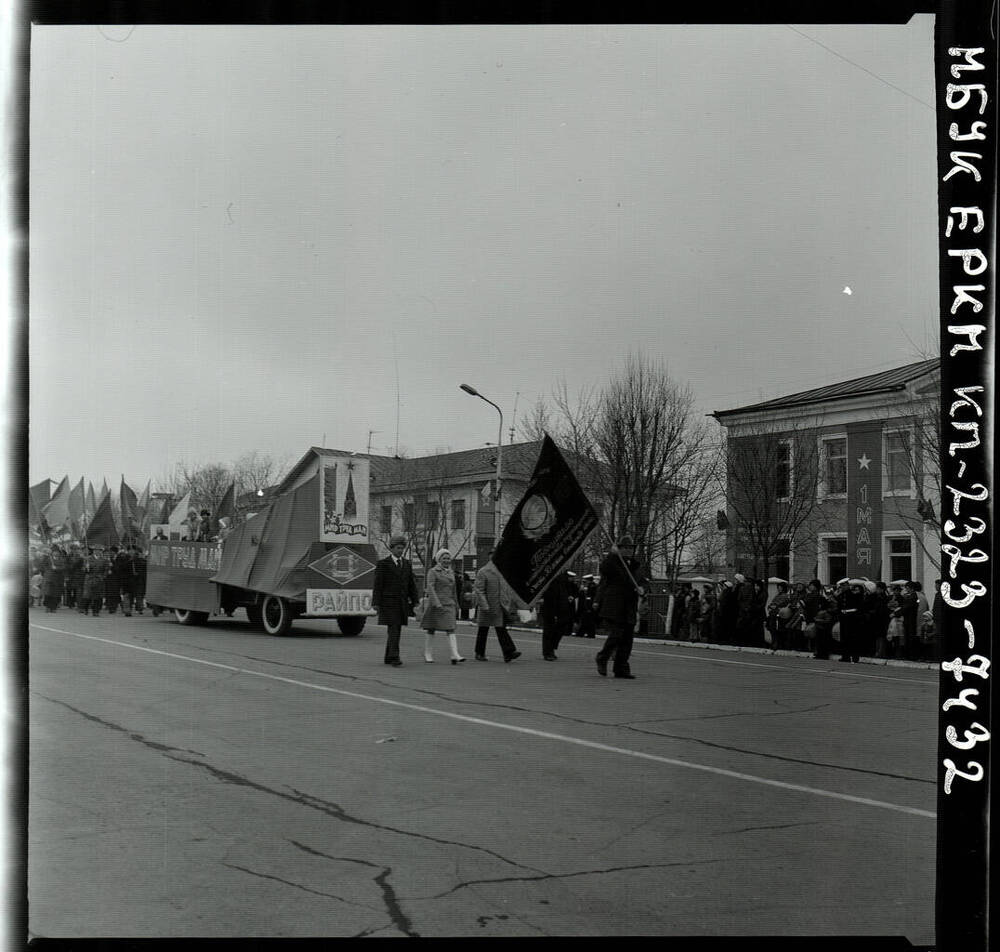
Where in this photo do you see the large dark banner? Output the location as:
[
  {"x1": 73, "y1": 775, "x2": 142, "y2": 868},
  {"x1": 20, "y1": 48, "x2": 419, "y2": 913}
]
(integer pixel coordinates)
[
  {"x1": 934, "y1": 5, "x2": 996, "y2": 952},
  {"x1": 492, "y1": 434, "x2": 599, "y2": 604}
]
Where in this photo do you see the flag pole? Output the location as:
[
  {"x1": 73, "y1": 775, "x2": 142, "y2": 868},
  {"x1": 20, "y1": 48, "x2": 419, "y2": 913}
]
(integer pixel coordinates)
[{"x1": 592, "y1": 519, "x2": 644, "y2": 595}]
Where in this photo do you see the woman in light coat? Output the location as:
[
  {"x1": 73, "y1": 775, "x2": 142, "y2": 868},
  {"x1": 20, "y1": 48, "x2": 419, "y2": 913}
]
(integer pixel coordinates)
[{"x1": 422, "y1": 549, "x2": 465, "y2": 664}]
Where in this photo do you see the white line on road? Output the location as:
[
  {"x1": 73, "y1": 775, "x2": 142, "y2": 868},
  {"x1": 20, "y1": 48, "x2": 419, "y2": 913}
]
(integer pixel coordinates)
[{"x1": 32, "y1": 623, "x2": 937, "y2": 821}]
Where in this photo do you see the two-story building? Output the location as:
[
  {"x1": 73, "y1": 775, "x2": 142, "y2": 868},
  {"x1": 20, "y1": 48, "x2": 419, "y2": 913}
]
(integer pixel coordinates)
[
  {"x1": 277, "y1": 440, "x2": 601, "y2": 584},
  {"x1": 711, "y1": 358, "x2": 941, "y2": 593}
]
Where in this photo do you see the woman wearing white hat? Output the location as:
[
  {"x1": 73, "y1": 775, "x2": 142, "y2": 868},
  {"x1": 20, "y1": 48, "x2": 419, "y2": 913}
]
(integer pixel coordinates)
[{"x1": 422, "y1": 549, "x2": 465, "y2": 664}]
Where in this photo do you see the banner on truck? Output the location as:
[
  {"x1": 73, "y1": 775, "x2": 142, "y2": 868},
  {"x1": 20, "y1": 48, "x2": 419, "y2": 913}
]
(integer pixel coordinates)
[{"x1": 320, "y1": 457, "x2": 370, "y2": 543}]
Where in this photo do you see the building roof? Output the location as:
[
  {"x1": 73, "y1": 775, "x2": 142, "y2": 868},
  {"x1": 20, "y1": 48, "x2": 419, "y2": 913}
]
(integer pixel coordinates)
[
  {"x1": 712, "y1": 358, "x2": 940, "y2": 420},
  {"x1": 279, "y1": 441, "x2": 551, "y2": 495}
]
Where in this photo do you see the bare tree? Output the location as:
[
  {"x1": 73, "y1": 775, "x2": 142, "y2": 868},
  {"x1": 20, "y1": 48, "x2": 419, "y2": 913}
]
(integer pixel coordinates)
[
  {"x1": 175, "y1": 462, "x2": 233, "y2": 516},
  {"x1": 876, "y1": 384, "x2": 942, "y2": 574},
  {"x1": 372, "y1": 456, "x2": 476, "y2": 576},
  {"x1": 717, "y1": 418, "x2": 822, "y2": 580},
  {"x1": 232, "y1": 451, "x2": 291, "y2": 515},
  {"x1": 528, "y1": 355, "x2": 716, "y2": 575}
]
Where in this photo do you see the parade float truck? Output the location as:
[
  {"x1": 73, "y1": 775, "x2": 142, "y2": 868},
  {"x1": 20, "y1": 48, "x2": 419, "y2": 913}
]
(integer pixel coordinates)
[{"x1": 145, "y1": 449, "x2": 379, "y2": 636}]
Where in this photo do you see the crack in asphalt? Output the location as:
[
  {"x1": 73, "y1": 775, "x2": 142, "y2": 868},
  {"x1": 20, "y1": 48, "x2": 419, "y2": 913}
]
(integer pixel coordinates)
[
  {"x1": 40, "y1": 694, "x2": 548, "y2": 881},
  {"x1": 290, "y1": 839, "x2": 418, "y2": 937},
  {"x1": 712, "y1": 821, "x2": 819, "y2": 834},
  {"x1": 280, "y1": 785, "x2": 546, "y2": 875},
  {"x1": 634, "y1": 701, "x2": 834, "y2": 722},
  {"x1": 35, "y1": 693, "x2": 208, "y2": 758},
  {"x1": 430, "y1": 857, "x2": 732, "y2": 900},
  {"x1": 222, "y1": 861, "x2": 371, "y2": 909},
  {"x1": 618, "y1": 723, "x2": 935, "y2": 785}
]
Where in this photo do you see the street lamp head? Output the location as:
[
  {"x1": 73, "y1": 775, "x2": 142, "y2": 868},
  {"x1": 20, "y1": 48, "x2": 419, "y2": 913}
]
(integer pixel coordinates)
[{"x1": 459, "y1": 383, "x2": 479, "y2": 396}]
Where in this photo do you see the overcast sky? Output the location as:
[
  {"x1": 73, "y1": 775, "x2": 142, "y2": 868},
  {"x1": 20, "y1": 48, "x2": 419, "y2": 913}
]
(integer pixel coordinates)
[{"x1": 27, "y1": 20, "x2": 938, "y2": 492}]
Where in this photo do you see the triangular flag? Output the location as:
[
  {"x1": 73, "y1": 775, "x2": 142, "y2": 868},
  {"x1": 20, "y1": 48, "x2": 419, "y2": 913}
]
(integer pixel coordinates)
[
  {"x1": 120, "y1": 477, "x2": 138, "y2": 525},
  {"x1": 68, "y1": 479, "x2": 86, "y2": 538},
  {"x1": 168, "y1": 491, "x2": 192, "y2": 538},
  {"x1": 216, "y1": 482, "x2": 236, "y2": 522},
  {"x1": 69, "y1": 478, "x2": 85, "y2": 524},
  {"x1": 86, "y1": 493, "x2": 120, "y2": 547},
  {"x1": 29, "y1": 479, "x2": 52, "y2": 513},
  {"x1": 98, "y1": 479, "x2": 109, "y2": 504},
  {"x1": 28, "y1": 491, "x2": 42, "y2": 530},
  {"x1": 137, "y1": 480, "x2": 151, "y2": 516},
  {"x1": 86, "y1": 481, "x2": 97, "y2": 519},
  {"x1": 41, "y1": 476, "x2": 71, "y2": 532}
]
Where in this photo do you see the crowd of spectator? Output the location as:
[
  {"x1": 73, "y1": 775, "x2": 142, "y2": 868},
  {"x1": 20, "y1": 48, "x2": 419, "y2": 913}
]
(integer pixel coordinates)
[
  {"x1": 665, "y1": 575, "x2": 940, "y2": 663},
  {"x1": 29, "y1": 542, "x2": 148, "y2": 617}
]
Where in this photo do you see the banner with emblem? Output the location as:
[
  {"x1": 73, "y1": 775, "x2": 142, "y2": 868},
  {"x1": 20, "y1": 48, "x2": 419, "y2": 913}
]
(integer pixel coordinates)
[{"x1": 492, "y1": 434, "x2": 599, "y2": 604}]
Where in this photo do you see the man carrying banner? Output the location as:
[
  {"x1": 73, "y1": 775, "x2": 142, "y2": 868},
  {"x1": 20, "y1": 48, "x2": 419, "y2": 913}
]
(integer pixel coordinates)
[{"x1": 594, "y1": 535, "x2": 647, "y2": 679}]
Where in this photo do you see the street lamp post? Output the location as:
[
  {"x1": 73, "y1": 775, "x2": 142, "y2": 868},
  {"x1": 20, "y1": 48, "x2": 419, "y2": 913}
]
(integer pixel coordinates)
[{"x1": 460, "y1": 383, "x2": 504, "y2": 542}]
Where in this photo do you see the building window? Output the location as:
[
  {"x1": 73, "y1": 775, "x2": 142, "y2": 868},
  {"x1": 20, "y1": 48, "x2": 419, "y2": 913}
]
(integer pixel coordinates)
[
  {"x1": 884, "y1": 430, "x2": 914, "y2": 495},
  {"x1": 775, "y1": 441, "x2": 791, "y2": 500},
  {"x1": 822, "y1": 437, "x2": 848, "y2": 496},
  {"x1": 773, "y1": 538, "x2": 791, "y2": 581},
  {"x1": 403, "y1": 502, "x2": 415, "y2": 532},
  {"x1": 885, "y1": 535, "x2": 913, "y2": 582},
  {"x1": 380, "y1": 505, "x2": 392, "y2": 534},
  {"x1": 822, "y1": 535, "x2": 848, "y2": 584},
  {"x1": 426, "y1": 501, "x2": 440, "y2": 530},
  {"x1": 451, "y1": 499, "x2": 466, "y2": 530}
]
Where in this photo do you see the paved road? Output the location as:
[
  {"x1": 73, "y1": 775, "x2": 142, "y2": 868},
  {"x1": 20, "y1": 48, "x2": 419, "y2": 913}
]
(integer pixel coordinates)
[{"x1": 27, "y1": 609, "x2": 938, "y2": 940}]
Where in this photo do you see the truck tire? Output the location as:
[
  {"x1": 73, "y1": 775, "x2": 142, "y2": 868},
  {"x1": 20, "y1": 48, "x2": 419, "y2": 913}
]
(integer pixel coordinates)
[
  {"x1": 174, "y1": 608, "x2": 209, "y2": 626},
  {"x1": 245, "y1": 604, "x2": 263, "y2": 628},
  {"x1": 337, "y1": 616, "x2": 367, "y2": 637},
  {"x1": 261, "y1": 595, "x2": 293, "y2": 636}
]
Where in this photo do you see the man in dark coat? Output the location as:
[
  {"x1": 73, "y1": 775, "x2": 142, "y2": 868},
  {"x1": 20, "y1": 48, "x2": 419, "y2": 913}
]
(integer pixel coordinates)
[
  {"x1": 119, "y1": 545, "x2": 142, "y2": 616},
  {"x1": 539, "y1": 569, "x2": 576, "y2": 661},
  {"x1": 575, "y1": 576, "x2": 598, "y2": 638},
  {"x1": 371, "y1": 535, "x2": 419, "y2": 666},
  {"x1": 64, "y1": 543, "x2": 85, "y2": 609},
  {"x1": 105, "y1": 545, "x2": 124, "y2": 614},
  {"x1": 595, "y1": 536, "x2": 647, "y2": 679},
  {"x1": 133, "y1": 546, "x2": 148, "y2": 615}
]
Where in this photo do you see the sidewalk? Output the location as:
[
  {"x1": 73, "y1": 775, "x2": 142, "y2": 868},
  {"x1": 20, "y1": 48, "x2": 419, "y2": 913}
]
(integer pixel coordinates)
[{"x1": 454, "y1": 618, "x2": 937, "y2": 670}]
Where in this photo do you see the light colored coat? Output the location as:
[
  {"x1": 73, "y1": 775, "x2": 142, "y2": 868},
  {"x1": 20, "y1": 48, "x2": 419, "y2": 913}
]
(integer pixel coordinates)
[
  {"x1": 422, "y1": 565, "x2": 457, "y2": 632},
  {"x1": 473, "y1": 561, "x2": 527, "y2": 628}
]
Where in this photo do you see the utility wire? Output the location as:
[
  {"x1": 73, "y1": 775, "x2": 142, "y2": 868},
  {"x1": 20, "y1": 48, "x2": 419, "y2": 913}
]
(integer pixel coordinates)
[{"x1": 786, "y1": 24, "x2": 935, "y2": 112}]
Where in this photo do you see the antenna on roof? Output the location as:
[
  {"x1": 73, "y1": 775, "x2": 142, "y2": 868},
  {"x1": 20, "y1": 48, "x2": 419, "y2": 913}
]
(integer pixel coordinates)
[
  {"x1": 509, "y1": 391, "x2": 520, "y2": 443},
  {"x1": 367, "y1": 430, "x2": 380, "y2": 455}
]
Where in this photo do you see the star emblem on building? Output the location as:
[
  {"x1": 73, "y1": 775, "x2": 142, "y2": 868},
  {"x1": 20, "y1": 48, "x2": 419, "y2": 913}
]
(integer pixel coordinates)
[{"x1": 857, "y1": 453, "x2": 872, "y2": 470}]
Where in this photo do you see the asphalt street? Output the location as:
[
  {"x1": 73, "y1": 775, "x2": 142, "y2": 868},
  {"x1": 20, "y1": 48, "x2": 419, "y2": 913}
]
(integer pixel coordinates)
[{"x1": 26, "y1": 609, "x2": 938, "y2": 940}]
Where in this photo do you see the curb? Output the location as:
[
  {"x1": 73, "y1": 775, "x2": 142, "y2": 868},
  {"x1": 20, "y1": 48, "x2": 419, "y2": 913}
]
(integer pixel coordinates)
[{"x1": 454, "y1": 619, "x2": 936, "y2": 670}]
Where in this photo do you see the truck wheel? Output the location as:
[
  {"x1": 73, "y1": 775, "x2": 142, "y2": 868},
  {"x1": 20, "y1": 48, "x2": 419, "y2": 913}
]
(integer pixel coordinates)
[
  {"x1": 174, "y1": 608, "x2": 209, "y2": 626},
  {"x1": 246, "y1": 604, "x2": 263, "y2": 628},
  {"x1": 337, "y1": 616, "x2": 367, "y2": 636},
  {"x1": 261, "y1": 595, "x2": 293, "y2": 636}
]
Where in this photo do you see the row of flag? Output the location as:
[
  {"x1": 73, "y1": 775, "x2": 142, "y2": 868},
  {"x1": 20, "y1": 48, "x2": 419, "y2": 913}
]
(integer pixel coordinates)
[{"x1": 28, "y1": 477, "x2": 236, "y2": 547}]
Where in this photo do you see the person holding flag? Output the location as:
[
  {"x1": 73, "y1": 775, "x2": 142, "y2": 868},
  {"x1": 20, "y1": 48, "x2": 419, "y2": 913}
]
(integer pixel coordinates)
[{"x1": 594, "y1": 535, "x2": 647, "y2": 679}]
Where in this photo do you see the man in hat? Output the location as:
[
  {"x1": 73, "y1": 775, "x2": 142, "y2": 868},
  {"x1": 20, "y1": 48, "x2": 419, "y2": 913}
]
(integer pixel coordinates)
[
  {"x1": 595, "y1": 535, "x2": 647, "y2": 679},
  {"x1": 371, "y1": 535, "x2": 420, "y2": 666}
]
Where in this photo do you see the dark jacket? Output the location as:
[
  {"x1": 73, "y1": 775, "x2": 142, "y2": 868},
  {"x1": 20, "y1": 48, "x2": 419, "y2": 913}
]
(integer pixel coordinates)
[
  {"x1": 541, "y1": 572, "x2": 576, "y2": 623},
  {"x1": 596, "y1": 551, "x2": 646, "y2": 628},
  {"x1": 371, "y1": 555, "x2": 419, "y2": 627}
]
